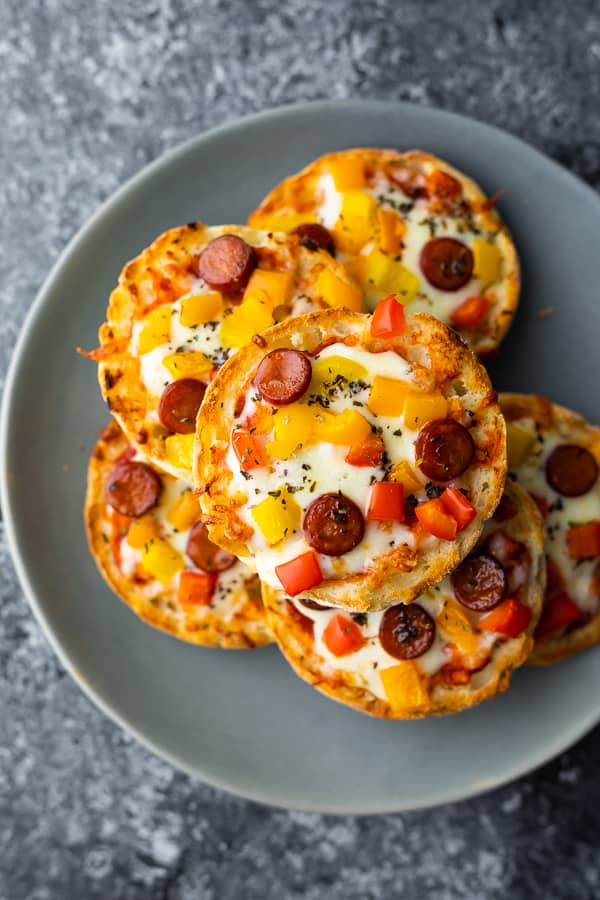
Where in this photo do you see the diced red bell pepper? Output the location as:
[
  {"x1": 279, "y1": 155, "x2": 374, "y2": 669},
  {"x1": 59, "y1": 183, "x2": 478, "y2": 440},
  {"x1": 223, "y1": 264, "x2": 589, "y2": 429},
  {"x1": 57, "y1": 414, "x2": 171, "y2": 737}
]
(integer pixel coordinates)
[
  {"x1": 450, "y1": 296, "x2": 490, "y2": 329},
  {"x1": 178, "y1": 570, "x2": 217, "y2": 606},
  {"x1": 322, "y1": 614, "x2": 366, "y2": 656},
  {"x1": 370, "y1": 294, "x2": 406, "y2": 338},
  {"x1": 479, "y1": 597, "x2": 532, "y2": 637},
  {"x1": 231, "y1": 428, "x2": 266, "y2": 471},
  {"x1": 367, "y1": 481, "x2": 404, "y2": 522},
  {"x1": 535, "y1": 591, "x2": 582, "y2": 639},
  {"x1": 275, "y1": 551, "x2": 323, "y2": 596},
  {"x1": 345, "y1": 434, "x2": 385, "y2": 467},
  {"x1": 415, "y1": 498, "x2": 457, "y2": 541},
  {"x1": 440, "y1": 487, "x2": 476, "y2": 531},
  {"x1": 566, "y1": 521, "x2": 600, "y2": 559}
]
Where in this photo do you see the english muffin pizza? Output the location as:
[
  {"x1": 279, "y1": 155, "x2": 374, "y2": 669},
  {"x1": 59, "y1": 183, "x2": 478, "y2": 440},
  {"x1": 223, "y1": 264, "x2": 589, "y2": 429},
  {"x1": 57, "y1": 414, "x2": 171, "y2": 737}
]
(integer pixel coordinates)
[
  {"x1": 85, "y1": 420, "x2": 272, "y2": 649},
  {"x1": 248, "y1": 148, "x2": 520, "y2": 355},
  {"x1": 194, "y1": 303, "x2": 506, "y2": 613},
  {"x1": 87, "y1": 223, "x2": 364, "y2": 479},
  {"x1": 501, "y1": 393, "x2": 600, "y2": 665},
  {"x1": 263, "y1": 481, "x2": 544, "y2": 718}
]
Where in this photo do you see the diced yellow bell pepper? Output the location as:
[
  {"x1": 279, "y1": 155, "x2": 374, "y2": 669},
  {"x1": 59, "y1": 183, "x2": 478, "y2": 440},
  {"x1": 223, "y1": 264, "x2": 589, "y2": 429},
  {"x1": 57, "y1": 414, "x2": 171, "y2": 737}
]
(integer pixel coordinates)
[
  {"x1": 311, "y1": 355, "x2": 368, "y2": 392},
  {"x1": 126, "y1": 515, "x2": 159, "y2": 549},
  {"x1": 245, "y1": 268, "x2": 293, "y2": 308},
  {"x1": 403, "y1": 391, "x2": 448, "y2": 429},
  {"x1": 380, "y1": 662, "x2": 428, "y2": 712},
  {"x1": 506, "y1": 422, "x2": 536, "y2": 466},
  {"x1": 180, "y1": 292, "x2": 223, "y2": 327},
  {"x1": 312, "y1": 408, "x2": 371, "y2": 446},
  {"x1": 219, "y1": 295, "x2": 275, "y2": 348},
  {"x1": 316, "y1": 268, "x2": 363, "y2": 312},
  {"x1": 254, "y1": 212, "x2": 319, "y2": 232},
  {"x1": 390, "y1": 460, "x2": 423, "y2": 494},
  {"x1": 167, "y1": 490, "x2": 200, "y2": 531},
  {"x1": 162, "y1": 351, "x2": 213, "y2": 381},
  {"x1": 326, "y1": 156, "x2": 366, "y2": 191},
  {"x1": 439, "y1": 598, "x2": 479, "y2": 658},
  {"x1": 138, "y1": 306, "x2": 171, "y2": 354},
  {"x1": 164, "y1": 433, "x2": 195, "y2": 472},
  {"x1": 251, "y1": 487, "x2": 302, "y2": 545},
  {"x1": 266, "y1": 404, "x2": 314, "y2": 460},
  {"x1": 472, "y1": 239, "x2": 501, "y2": 284},
  {"x1": 361, "y1": 248, "x2": 420, "y2": 302},
  {"x1": 334, "y1": 191, "x2": 378, "y2": 253},
  {"x1": 141, "y1": 538, "x2": 185, "y2": 586},
  {"x1": 378, "y1": 208, "x2": 405, "y2": 255},
  {"x1": 368, "y1": 375, "x2": 411, "y2": 417}
]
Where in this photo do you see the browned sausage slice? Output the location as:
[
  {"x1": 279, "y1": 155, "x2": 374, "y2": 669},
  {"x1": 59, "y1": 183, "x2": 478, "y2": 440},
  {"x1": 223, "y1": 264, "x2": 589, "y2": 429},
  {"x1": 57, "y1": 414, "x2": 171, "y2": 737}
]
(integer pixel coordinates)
[
  {"x1": 158, "y1": 378, "x2": 206, "y2": 434},
  {"x1": 492, "y1": 492, "x2": 518, "y2": 522},
  {"x1": 290, "y1": 223, "x2": 336, "y2": 256},
  {"x1": 545, "y1": 444, "x2": 598, "y2": 497},
  {"x1": 379, "y1": 604, "x2": 435, "y2": 659},
  {"x1": 253, "y1": 348, "x2": 312, "y2": 406},
  {"x1": 415, "y1": 419, "x2": 475, "y2": 482},
  {"x1": 186, "y1": 522, "x2": 236, "y2": 573},
  {"x1": 303, "y1": 492, "x2": 365, "y2": 556},
  {"x1": 451, "y1": 554, "x2": 506, "y2": 611},
  {"x1": 196, "y1": 235, "x2": 257, "y2": 292},
  {"x1": 420, "y1": 237, "x2": 473, "y2": 291},
  {"x1": 106, "y1": 461, "x2": 162, "y2": 517}
]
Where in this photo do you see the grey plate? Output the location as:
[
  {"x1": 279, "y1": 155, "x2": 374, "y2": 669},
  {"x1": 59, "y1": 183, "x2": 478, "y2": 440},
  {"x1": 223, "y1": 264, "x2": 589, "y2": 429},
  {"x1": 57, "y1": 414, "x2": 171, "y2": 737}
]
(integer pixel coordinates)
[{"x1": 3, "y1": 100, "x2": 600, "y2": 815}]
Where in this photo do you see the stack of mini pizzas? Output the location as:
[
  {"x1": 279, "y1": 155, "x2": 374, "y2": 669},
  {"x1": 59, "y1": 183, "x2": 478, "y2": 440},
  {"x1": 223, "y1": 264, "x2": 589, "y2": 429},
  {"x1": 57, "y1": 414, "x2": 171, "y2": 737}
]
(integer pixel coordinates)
[{"x1": 84, "y1": 149, "x2": 600, "y2": 718}]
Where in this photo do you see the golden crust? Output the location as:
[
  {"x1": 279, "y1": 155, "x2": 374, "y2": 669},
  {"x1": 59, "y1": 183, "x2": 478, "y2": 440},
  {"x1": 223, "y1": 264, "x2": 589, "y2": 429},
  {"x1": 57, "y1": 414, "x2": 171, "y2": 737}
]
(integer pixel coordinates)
[
  {"x1": 96, "y1": 222, "x2": 361, "y2": 479},
  {"x1": 85, "y1": 420, "x2": 272, "y2": 649},
  {"x1": 248, "y1": 148, "x2": 520, "y2": 356},
  {"x1": 194, "y1": 307, "x2": 507, "y2": 612},
  {"x1": 263, "y1": 481, "x2": 545, "y2": 718},
  {"x1": 500, "y1": 392, "x2": 600, "y2": 666}
]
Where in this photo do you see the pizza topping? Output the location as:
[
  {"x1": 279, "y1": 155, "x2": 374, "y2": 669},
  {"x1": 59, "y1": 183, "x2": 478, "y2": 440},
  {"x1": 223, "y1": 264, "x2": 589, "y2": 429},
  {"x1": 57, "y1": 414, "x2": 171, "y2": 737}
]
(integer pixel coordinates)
[
  {"x1": 492, "y1": 492, "x2": 518, "y2": 522},
  {"x1": 479, "y1": 597, "x2": 532, "y2": 637},
  {"x1": 545, "y1": 444, "x2": 598, "y2": 497},
  {"x1": 367, "y1": 481, "x2": 405, "y2": 522},
  {"x1": 419, "y1": 237, "x2": 474, "y2": 291},
  {"x1": 106, "y1": 461, "x2": 162, "y2": 517},
  {"x1": 158, "y1": 378, "x2": 206, "y2": 434},
  {"x1": 415, "y1": 419, "x2": 475, "y2": 482},
  {"x1": 415, "y1": 497, "x2": 458, "y2": 541},
  {"x1": 322, "y1": 614, "x2": 366, "y2": 656},
  {"x1": 275, "y1": 550, "x2": 323, "y2": 595},
  {"x1": 535, "y1": 590, "x2": 582, "y2": 639},
  {"x1": 303, "y1": 492, "x2": 365, "y2": 556},
  {"x1": 254, "y1": 349, "x2": 312, "y2": 406},
  {"x1": 451, "y1": 553, "x2": 506, "y2": 611},
  {"x1": 370, "y1": 293, "x2": 406, "y2": 338},
  {"x1": 178, "y1": 570, "x2": 217, "y2": 606},
  {"x1": 196, "y1": 234, "x2": 257, "y2": 293},
  {"x1": 450, "y1": 296, "x2": 490, "y2": 330},
  {"x1": 185, "y1": 521, "x2": 237, "y2": 573},
  {"x1": 379, "y1": 604, "x2": 435, "y2": 659},
  {"x1": 566, "y1": 521, "x2": 600, "y2": 559},
  {"x1": 290, "y1": 223, "x2": 336, "y2": 256}
]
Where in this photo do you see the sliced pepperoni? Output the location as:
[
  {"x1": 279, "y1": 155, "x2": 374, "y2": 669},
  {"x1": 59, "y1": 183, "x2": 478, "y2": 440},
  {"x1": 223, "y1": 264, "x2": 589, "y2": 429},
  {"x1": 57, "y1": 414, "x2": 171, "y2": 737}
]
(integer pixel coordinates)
[
  {"x1": 290, "y1": 223, "x2": 336, "y2": 256},
  {"x1": 492, "y1": 493, "x2": 518, "y2": 522},
  {"x1": 420, "y1": 237, "x2": 474, "y2": 291},
  {"x1": 379, "y1": 604, "x2": 435, "y2": 659},
  {"x1": 106, "y1": 461, "x2": 161, "y2": 518},
  {"x1": 545, "y1": 444, "x2": 598, "y2": 497},
  {"x1": 299, "y1": 597, "x2": 333, "y2": 611},
  {"x1": 416, "y1": 419, "x2": 475, "y2": 482},
  {"x1": 158, "y1": 378, "x2": 206, "y2": 434},
  {"x1": 303, "y1": 492, "x2": 365, "y2": 557},
  {"x1": 196, "y1": 234, "x2": 257, "y2": 292},
  {"x1": 253, "y1": 348, "x2": 312, "y2": 406},
  {"x1": 185, "y1": 522, "x2": 236, "y2": 573},
  {"x1": 451, "y1": 554, "x2": 506, "y2": 611}
]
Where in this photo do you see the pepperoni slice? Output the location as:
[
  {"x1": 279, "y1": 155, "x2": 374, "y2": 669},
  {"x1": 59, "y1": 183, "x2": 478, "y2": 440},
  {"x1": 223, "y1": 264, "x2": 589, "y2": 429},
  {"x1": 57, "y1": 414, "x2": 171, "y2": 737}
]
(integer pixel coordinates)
[
  {"x1": 379, "y1": 604, "x2": 435, "y2": 659},
  {"x1": 185, "y1": 522, "x2": 236, "y2": 573},
  {"x1": 290, "y1": 223, "x2": 336, "y2": 256},
  {"x1": 299, "y1": 598, "x2": 332, "y2": 611},
  {"x1": 196, "y1": 234, "x2": 257, "y2": 293},
  {"x1": 492, "y1": 493, "x2": 518, "y2": 522},
  {"x1": 420, "y1": 237, "x2": 474, "y2": 291},
  {"x1": 416, "y1": 419, "x2": 475, "y2": 482},
  {"x1": 253, "y1": 348, "x2": 312, "y2": 406},
  {"x1": 303, "y1": 492, "x2": 365, "y2": 557},
  {"x1": 106, "y1": 461, "x2": 161, "y2": 518},
  {"x1": 451, "y1": 554, "x2": 506, "y2": 611},
  {"x1": 545, "y1": 444, "x2": 598, "y2": 497},
  {"x1": 158, "y1": 378, "x2": 206, "y2": 434}
]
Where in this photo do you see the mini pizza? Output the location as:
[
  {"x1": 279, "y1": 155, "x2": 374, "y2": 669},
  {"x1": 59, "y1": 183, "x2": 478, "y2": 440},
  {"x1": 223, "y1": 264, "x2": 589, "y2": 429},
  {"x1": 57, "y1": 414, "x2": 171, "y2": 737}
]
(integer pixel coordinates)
[
  {"x1": 248, "y1": 148, "x2": 520, "y2": 355},
  {"x1": 194, "y1": 304, "x2": 506, "y2": 612},
  {"x1": 500, "y1": 393, "x2": 600, "y2": 665},
  {"x1": 263, "y1": 481, "x2": 544, "y2": 718},
  {"x1": 85, "y1": 420, "x2": 272, "y2": 649},
  {"x1": 87, "y1": 222, "x2": 363, "y2": 479}
]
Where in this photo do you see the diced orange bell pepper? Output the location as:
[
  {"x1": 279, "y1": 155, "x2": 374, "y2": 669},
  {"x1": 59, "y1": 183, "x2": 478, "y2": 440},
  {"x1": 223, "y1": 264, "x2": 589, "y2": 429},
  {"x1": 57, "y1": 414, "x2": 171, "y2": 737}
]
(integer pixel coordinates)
[
  {"x1": 389, "y1": 460, "x2": 423, "y2": 494},
  {"x1": 345, "y1": 433, "x2": 385, "y2": 467},
  {"x1": 415, "y1": 498, "x2": 457, "y2": 541},
  {"x1": 138, "y1": 306, "x2": 171, "y2": 354},
  {"x1": 535, "y1": 591, "x2": 582, "y2": 639},
  {"x1": 326, "y1": 156, "x2": 366, "y2": 191},
  {"x1": 367, "y1": 481, "x2": 404, "y2": 522},
  {"x1": 178, "y1": 570, "x2": 217, "y2": 606},
  {"x1": 450, "y1": 296, "x2": 490, "y2": 329},
  {"x1": 231, "y1": 429, "x2": 266, "y2": 471},
  {"x1": 479, "y1": 598, "x2": 532, "y2": 637},
  {"x1": 164, "y1": 434, "x2": 195, "y2": 472},
  {"x1": 275, "y1": 551, "x2": 323, "y2": 596},
  {"x1": 322, "y1": 614, "x2": 366, "y2": 656},
  {"x1": 472, "y1": 239, "x2": 501, "y2": 284},
  {"x1": 380, "y1": 662, "x2": 428, "y2": 711},
  {"x1": 370, "y1": 293, "x2": 406, "y2": 338},
  {"x1": 316, "y1": 267, "x2": 363, "y2": 312},
  {"x1": 180, "y1": 292, "x2": 223, "y2": 327},
  {"x1": 367, "y1": 375, "x2": 410, "y2": 417},
  {"x1": 126, "y1": 515, "x2": 158, "y2": 549},
  {"x1": 566, "y1": 521, "x2": 600, "y2": 559},
  {"x1": 245, "y1": 268, "x2": 293, "y2": 308},
  {"x1": 377, "y1": 208, "x2": 405, "y2": 255},
  {"x1": 440, "y1": 487, "x2": 476, "y2": 532},
  {"x1": 312, "y1": 408, "x2": 371, "y2": 446},
  {"x1": 167, "y1": 490, "x2": 200, "y2": 531},
  {"x1": 403, "y1": 391, "x2": 448, "y2": 429}
]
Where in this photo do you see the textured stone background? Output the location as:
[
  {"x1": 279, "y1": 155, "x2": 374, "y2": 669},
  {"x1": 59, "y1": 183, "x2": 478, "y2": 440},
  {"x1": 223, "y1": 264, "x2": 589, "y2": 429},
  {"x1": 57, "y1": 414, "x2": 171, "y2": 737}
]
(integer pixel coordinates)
[{"x1": 2, "y1": 1, "x2": 600, "y2": 898}]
